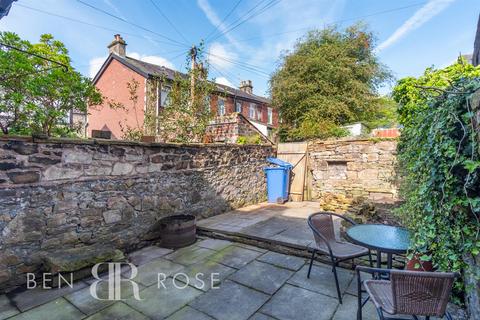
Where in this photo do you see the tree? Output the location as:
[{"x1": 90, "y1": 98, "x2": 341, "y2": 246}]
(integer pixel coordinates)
[
  {"x1": 392, "y1": 57, "x2": 480, "y2": 127},
  {"x1": 0, "y1": 32, "x2": 102, "y2": 136},
  {"x1": 156, "y1": 45, "x2": 216, "y2": 143},
  {"x1": 270, "y1": 23, "x2": 391, "y2": 141}
]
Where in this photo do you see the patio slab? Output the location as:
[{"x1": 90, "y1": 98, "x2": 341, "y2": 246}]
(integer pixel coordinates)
[
  {"x1": 125, "y1": 280, "x2": 203, "y2": 319},
  {"x1": 165, "y1": 306, "x2": 214, "y2": 320},
  {"x1": 189, "y1": 280, "x2": 269, "y2": 320},
  {"x1": 84, "y1": 302, "x2": 149, "y2": 320},
  {"x1": 260, "y1": 284, "x2": 338, "y2": 320},
  {"x1": 7, "y1": 298, "x2": 84, "y2": 320},
  {"x1": 128, "y1": 246, "x2": 173, "y2": 266},
  {"x1": 174, "y1": 259, "x2": 236, "y2": 291},
  {"x1": 257, "y1": 251, "x2": 306, "y2": 271},
  {"x1": 287, "y1": 264, "x2": 354, "y2": 300},
  {"x1": 228, "y1": 260, "x2": 294, "y2": 295},
  {"x1": 208, "y1": 245, "x2": 263, "y2": 269},
  {"x1": 0, "y1": 294, "x2": 19, "y2": 320},
  {"x1": 164, "y1": 246, "x2": 216, "y2": 266},
  {"x1": 131, "y1": 258, "x2": 184, "y2": 286}
]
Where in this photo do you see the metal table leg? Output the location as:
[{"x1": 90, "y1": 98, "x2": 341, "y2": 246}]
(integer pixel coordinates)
[
  {"x1": 387, "y1": 253, "x2": 393, "y2": 269},
  {"x1": 376, "y1": 250, "x2": 382, "y2": 268}
]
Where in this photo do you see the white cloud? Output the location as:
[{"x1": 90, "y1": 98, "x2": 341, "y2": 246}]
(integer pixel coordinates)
[
  {"x1": 129, "y1": 52, "x2": 175, "y2": 69},
  {"x1": 376, "y1": 0, "x2": 455, "y2": 52},
  {"x1": 88, "y1": 52, "x2": 175, "y2": 79},
  {"x1": 89, "y1": 56, "x2": 107, "y2": 78},
  {"x1": 215, "y1": 76, "x2": 234, "y2": 87},
  {"x1": 207, "y1": 42, "x2": 237, "y2": 70}
]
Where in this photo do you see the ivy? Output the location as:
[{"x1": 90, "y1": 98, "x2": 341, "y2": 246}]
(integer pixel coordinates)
[{"x1": 394, "y1": 68, "x2": 480, "y2": 300}]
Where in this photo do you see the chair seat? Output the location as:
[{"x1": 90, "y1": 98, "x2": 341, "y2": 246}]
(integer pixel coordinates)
[
  {"x1": 364, "y1": 280, "x2": 395, "y2": 314},
  {"x1": 315, "y1": 241, "x2": 369, "y2": 259}
]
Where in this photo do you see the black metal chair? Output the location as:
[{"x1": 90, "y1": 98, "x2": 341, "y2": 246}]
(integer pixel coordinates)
[
  {"x1": 307, "y1": 212, "x2": 373, "y2": 304},
  {"x1": 356, "y1": 266, "x2": 458, "y2": 320}
]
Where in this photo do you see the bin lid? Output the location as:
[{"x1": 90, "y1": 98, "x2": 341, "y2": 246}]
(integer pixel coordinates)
[{"x1": 266, "y1": 157, "x2": 293, "y2": 168}]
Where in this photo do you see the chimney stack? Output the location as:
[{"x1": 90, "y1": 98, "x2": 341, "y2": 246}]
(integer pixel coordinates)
[
  {"x1": 108, "y1": 34, "x2": 126, "y2": 57},
  {"x1": 239, "y1": 80, "x2": 253, "y2": 94}
]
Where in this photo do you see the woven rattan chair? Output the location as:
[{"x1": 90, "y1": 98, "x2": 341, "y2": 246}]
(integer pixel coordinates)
[
  {"x1": 307, "y1": 212, "x2": 372, "y2": 304},
  {"x1": 356, "y1": 266, "x2": 458, "y2": 320}
]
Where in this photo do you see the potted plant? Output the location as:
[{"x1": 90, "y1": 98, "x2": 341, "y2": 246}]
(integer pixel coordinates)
[{"x1": 405, "y1": 248, "x2": 434, "y2": 271}]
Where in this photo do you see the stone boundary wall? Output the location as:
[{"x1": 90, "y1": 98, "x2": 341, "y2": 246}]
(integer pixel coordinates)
[
  {"x1": 308, "y1": 138, "x2": 398, "y2": 203},
  {"x1": 0, "y1": 136, "x2": 274, "y2": 290}
]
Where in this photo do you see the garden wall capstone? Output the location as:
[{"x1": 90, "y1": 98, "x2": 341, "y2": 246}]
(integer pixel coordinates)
[
  {"x1": 308, "y1": 138, "x2": 398, "y2": 205},
  {"x1": 0, "y1": 136, "x2": 274, "y2": 291}
]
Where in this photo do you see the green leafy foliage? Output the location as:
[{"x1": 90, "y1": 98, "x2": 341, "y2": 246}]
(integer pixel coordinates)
[
  {"x1": 394, "y1": 61, "x2": 480, "y2": 298},
  {"x1": 393, "y1": 57, "x2": 480, "y2": 127},
  {"x1": 236, "y1": 134, "x2": 262, "y2": 145},
  {"x1": 269, "y1": 23, "x2": 393, "y2": 141},
  {"x1": 156, "y1": 44, "x2": 215, "y2": 143},
  {"x1": 0, "y1": 32, "x2": 102, "y2": 136}
]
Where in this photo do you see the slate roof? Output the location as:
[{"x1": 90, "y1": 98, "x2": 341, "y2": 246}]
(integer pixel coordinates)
[{"x1": 94, "y1": 53, "x2": 271, "y2": 104}]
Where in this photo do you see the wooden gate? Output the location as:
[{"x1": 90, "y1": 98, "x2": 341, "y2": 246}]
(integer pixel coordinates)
[{"x1": 277, "y1": 142, "x2": 308, "y2": 201}]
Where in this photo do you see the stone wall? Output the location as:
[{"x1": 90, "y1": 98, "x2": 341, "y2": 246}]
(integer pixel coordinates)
[
  {"x1": 0, "y1": 136, "x2": 274, "y2": 291},
  {"x1": 205, "y1": 113, "x2": 271, "y2": 144},
  {"x1": 308, "y1": 138, "x2": 398, "y2": 203}
]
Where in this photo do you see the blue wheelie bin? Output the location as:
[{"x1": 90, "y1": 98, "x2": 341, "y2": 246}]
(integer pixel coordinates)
[{"x1": 263, "y1": 157, "x2": 293, "y2": 203}]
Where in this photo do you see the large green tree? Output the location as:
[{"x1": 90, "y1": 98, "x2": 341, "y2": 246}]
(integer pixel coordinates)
[
  {"x1": 0, "y1": 32, "x2": 102, "y2": 136},
  {"x1": 270, "y1": 24, "x2": 392, "y2": 141}
]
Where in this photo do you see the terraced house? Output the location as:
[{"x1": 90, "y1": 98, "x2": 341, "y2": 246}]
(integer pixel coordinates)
[{"x1": 87, "y1": 34, "x2": 278, "y2": 140}]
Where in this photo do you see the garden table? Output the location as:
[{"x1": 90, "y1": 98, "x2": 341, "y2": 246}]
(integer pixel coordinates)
[{"x1": 346, "y1": 224, "x2": 410, "y2": 269}]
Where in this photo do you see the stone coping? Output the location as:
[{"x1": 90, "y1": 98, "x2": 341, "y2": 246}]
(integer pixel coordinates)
[
  {"x1": 309, "y1": 137, "x2": 398, "y2": 144},
  {"x1": 0, "y1": 135, "x2": 274, "y2": 148}
]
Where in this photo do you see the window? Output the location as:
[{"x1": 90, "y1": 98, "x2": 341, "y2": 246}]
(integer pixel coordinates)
[
  {"x1": 217, "y1": 98, "x2": 225, "y2": 116},
  {"x1": 235, "y1": 101, "x2": 242, "y2": 113},
  {"x1": 249, "y1": 103, "x2": 256, "y2": 119},
  {"x1": 256, "y1": 106, "x2": 262, "y2": 121},
  {"x1": 160, "y1": 86, "x2": 170, "y2": 107},
  {"x1": 267, "y1": 107, "x2": 273, "y2": 125}
]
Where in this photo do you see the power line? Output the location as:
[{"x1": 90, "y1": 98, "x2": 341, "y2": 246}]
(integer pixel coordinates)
[
  {"x1": 208, "y1": 52, "x2": 270, "y2": 77},
  {"x1": 204, "y1": 0, "x2": 244, "y2": 42},
  {"x1": 0, "y1": 42, "x2": 69, "y2": 71},
  {"x1": 16, "y1": 3, "x2": 187, "y2": 48},
  {"x1": 149, "y1": 0, "x2": 190, "y2": 45},
  {"x1": 76, "y1": 0, "x2": 189, "y2": 48},
  {"x1": 232, "y1": 1, "x2": 427, "y2": 44},
  {"x1": 208, "y1": 0, "x2": 282, "y2": 44},
  {"x1": 208, "y1": 52, "x2": 270, "y2": 73}
]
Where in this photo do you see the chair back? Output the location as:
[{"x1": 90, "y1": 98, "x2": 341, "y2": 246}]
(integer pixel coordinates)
[
  {"x1": 390, "y1": 270, "x2": 456, "y2": 317},
  {"x1": 308, "y1": 212, "x2": 336, "y2": 249}
]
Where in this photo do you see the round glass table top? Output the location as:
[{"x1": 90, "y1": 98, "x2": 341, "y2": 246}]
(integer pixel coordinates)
[{"x1": 346, "y1": 224, "x2": 411, "y2": 253}]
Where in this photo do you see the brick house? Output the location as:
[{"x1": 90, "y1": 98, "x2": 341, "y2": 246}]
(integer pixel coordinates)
[{"x1": 88, "y1": 35, "x2": 278, "y2": 140}]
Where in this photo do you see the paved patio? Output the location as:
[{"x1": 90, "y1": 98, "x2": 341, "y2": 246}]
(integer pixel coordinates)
[
  {"x1": 198, "y1": 201, "x2": 338, "y2": 250},
  {"x1": 1, "y1": 238, "x2": 385, "y2": 320}
]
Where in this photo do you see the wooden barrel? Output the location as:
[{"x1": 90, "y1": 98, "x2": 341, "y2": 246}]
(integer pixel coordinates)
[{"x1": 158, "y1": 215, "x2": 196, "y2": 249}]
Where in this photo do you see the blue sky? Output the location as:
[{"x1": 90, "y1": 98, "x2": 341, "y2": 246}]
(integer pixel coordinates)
[{"x1": 0, "y1": 0, "x2": 478, "y2": 97}]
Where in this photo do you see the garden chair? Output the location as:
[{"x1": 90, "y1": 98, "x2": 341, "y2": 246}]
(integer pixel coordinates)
[
  {"x1": 356, "y1": 266, "x2": 458, "y2": 320},
  {"x1": 307, "y1": 212, "x2": 373, "y2": 304}
]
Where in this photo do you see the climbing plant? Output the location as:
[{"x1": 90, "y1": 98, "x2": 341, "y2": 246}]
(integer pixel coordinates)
[{"x1": 394, "y1": 66, "x2": 480, "y2": 299}]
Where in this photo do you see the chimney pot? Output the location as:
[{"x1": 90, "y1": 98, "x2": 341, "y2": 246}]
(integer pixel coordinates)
[
  {"x1": 108, "y1": 34, "x2": 127, "y2": 57},
  {"x1": 239, "y1": 80, "x2": 253, "y2": 94}
]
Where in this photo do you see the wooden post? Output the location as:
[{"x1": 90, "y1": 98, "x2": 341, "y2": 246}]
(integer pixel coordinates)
[{"x1": 189, "y1": 46, "x2": 197, "y2": 106}]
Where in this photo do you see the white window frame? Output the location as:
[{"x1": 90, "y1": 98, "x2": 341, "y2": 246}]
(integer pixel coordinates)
[
  {"x1": 217, "y1": 98, "x2": 225, "y2": 116},
  {"x1": 249, "y1": 103, "x2": 256, "y2": 119},
  {"x1": 267, "y1": 107, "x2": 273, "y2": 125},
  {"x1": 235, "y1": 101, "x2": 242, "y2": 113},
  {"x1": 256, "y1": 105, "x2": 262, "y2": 121}
]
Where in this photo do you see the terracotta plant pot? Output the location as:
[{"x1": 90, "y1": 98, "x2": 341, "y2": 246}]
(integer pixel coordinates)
[{"x1": 406, "y1": 254, "x2": 434, "y2": 271}]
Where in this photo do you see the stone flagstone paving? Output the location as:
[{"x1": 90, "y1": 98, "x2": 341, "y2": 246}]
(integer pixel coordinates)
[{"x1": 1, "y1": 238, "x2": 389, "y2": 320}]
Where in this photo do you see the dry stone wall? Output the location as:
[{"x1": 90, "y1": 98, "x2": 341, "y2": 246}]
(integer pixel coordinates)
[
  {"x1": 308, "y1": 138, "x2": 398, "y2": 203},
  {"x1": 0, "y1": 137, "x2": 274, "y2": 290}
]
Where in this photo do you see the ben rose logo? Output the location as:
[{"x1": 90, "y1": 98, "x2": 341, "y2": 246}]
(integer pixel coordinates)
[{"x1": 27, "y1": 262, "x2": 221, "y2": 301}]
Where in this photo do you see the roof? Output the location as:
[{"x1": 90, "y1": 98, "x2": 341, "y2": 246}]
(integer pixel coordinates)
[{"x1": 93, "y1": 53, "x2": 271, "y2": 104}]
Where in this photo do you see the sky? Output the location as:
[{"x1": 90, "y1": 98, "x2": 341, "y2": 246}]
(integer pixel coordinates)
[{"x1": 0, "y1": 0, "x2": 478, "y2": 97}]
